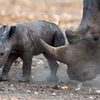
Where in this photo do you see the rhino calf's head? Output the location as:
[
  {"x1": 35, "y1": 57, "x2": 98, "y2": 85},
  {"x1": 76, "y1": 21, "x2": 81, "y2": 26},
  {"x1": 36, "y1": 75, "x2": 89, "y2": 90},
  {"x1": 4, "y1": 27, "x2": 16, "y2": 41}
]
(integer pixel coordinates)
[{"x1": 0, "y1": 26, "x2": 16, "y2": 67}]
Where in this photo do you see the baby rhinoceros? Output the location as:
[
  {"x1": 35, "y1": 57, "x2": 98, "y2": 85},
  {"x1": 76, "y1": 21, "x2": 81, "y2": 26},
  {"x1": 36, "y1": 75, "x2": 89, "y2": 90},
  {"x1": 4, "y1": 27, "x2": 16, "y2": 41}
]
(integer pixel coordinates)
[{"x1": 0, "y1": 20, "x2": 65, "y2": 82}]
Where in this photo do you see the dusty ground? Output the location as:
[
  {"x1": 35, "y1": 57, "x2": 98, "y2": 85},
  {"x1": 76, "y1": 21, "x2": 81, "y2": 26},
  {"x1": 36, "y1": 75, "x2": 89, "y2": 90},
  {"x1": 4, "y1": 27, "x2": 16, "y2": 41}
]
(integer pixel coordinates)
[{"x1": 0, "y1": 0, "x2": 100, "y2": 100}]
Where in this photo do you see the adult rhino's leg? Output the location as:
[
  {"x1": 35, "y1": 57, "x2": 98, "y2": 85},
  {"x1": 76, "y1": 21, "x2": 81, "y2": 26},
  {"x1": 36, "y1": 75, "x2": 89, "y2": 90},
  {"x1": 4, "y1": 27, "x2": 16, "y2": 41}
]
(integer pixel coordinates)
[
  {"x1": 0, "y1": 54, "x2": 18, "y2": 81},
  {"x1": 44, "y1": 54, "x2": 59, "y2": 82},
  {"x1": 19, "y1": 52, "x2": 32, "y2": 82}
]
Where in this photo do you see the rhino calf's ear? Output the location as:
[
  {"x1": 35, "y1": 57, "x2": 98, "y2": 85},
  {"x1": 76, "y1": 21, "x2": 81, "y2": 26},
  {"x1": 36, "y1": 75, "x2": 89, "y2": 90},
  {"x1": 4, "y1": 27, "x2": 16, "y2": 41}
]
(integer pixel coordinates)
[
  {"x1": 0, "y1": 25, "x2": 6, "y2": 32},
  {"x1": 8, "y1": 26, "x2": 16, "y2": 39},
  {"x1": 0, "y1": 25, "x2": 6, "y2": 37}
]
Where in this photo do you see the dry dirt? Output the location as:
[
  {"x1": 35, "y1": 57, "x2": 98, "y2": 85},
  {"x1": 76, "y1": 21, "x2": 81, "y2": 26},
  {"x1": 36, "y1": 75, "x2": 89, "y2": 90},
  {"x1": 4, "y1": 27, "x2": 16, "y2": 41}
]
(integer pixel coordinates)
[{"x1": 0, "y1": 0, "x2": 100, "y2": 100}]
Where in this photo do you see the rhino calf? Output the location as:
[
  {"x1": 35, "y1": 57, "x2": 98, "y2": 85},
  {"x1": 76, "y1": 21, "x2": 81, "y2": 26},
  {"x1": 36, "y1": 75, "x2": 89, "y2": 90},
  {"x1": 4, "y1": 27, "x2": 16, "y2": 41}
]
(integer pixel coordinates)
[{"x1": 0, "y1": 20, "x2": 65, "y2": 82}]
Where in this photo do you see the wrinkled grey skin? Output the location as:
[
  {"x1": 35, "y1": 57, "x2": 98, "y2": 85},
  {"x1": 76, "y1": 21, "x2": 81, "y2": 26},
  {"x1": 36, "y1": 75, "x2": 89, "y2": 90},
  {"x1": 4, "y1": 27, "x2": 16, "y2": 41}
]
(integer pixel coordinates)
[
  {"x1": 40, "y1": 28, "x2": 100, "y2": 82},
  {"x1": 0, "y1": 20, "x2": 65, "y2": 82}
]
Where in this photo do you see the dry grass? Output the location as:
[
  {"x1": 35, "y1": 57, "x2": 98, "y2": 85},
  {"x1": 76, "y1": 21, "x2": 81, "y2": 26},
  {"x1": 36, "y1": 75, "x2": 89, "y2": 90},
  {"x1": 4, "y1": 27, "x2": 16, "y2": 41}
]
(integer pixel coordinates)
[{"x1": 0, "y1": 0, "x2": 82, "y2": 30}]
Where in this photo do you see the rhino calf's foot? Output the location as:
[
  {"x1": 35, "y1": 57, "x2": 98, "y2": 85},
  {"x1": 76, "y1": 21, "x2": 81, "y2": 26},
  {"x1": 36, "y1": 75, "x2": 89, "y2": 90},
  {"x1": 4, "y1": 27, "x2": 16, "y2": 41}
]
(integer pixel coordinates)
[
  {"x1": 18, "y1": 76, "x2": 32, "y2": 82},
  {"x1": 67, "y1": 80, "x2": 81, "y2": 87},
  {"x1": 0, "y1": 74, "x2": 9, "y2": 81},
  {"x1": 46, "y1": 74, "x2": 59, "y2": 82}
]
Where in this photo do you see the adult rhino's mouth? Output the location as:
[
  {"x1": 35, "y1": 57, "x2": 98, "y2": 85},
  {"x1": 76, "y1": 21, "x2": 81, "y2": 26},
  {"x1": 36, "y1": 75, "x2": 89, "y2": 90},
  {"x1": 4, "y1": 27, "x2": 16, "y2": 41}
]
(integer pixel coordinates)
[{"x1": 67, "y1": 67, "x2": 97, "y2": 82}]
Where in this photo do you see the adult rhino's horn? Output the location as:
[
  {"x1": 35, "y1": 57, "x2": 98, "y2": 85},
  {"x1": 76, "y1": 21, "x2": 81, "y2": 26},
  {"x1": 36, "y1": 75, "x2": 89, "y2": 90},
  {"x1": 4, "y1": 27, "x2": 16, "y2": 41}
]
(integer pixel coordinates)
[{"x1": 40, "y1": 39, "x2": 67, "y2": 64}]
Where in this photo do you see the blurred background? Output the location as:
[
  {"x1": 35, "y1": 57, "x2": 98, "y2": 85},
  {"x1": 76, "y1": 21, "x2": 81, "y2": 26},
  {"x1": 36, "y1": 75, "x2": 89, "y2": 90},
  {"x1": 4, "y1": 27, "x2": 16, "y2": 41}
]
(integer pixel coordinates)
[{"x1": 0, "y1": 0, "x2": 82, "y2": 30}]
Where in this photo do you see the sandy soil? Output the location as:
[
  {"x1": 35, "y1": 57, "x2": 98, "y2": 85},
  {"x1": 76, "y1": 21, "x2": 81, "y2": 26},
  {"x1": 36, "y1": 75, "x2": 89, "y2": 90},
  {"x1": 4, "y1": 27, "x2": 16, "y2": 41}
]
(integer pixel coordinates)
[{"x1": 0, "y1": 0, "x2": 100, "y2": 100}]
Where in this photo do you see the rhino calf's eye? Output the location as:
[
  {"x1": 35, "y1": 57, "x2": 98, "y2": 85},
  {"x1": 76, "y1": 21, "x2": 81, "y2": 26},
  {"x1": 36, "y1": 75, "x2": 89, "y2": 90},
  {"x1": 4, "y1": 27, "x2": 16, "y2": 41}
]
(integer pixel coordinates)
[{"x1": 0, "y1": 53, "x2": 4, "y2": 56}]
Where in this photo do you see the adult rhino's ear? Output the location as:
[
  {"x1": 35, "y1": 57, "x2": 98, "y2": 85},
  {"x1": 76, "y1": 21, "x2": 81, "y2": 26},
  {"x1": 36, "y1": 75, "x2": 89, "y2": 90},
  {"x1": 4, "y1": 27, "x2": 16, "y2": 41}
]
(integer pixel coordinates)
[
  {"x1": 0, "y1": 25, "x2": 6, "y2": 37},
  {"x1": 65, "y1": 29, "x2": 77, "y2": 43},
  {"x1": 65, "y1": 29, "x2": 83, "y2": 44},
  {"x1": 65, "y1": 29, "x2": 79, "y2": 40},
  {"x1": 7, "y1": 26, "x2": 16, "y2": 39},
  {"x1": 65, "y1": 29, "x2": 76, "y2": 38}
]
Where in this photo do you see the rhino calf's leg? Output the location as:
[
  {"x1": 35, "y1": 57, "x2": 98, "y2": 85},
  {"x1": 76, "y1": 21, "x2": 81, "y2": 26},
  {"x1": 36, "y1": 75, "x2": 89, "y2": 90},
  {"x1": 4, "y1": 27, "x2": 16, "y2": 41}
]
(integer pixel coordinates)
[
  {"x1": 44, "y1": 54, "x2": 59, "y2": 82},
  {"x1": 18, "y1": 52, "x2": 32, "y2": 82},
  {"x1": 0, "y1": 54, "x2": 18, "y2": 81}
]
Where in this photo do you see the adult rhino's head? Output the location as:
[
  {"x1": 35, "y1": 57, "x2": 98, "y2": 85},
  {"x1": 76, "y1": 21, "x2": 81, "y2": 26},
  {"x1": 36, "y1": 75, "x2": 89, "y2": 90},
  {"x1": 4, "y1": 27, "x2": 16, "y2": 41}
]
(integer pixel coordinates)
[
  {"x1": 40, "y1": 25, "x2": 100, "y2": 82},
  {"x1": 0, "y1": 26, "x2": 16, "y2": 67}
]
